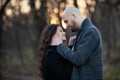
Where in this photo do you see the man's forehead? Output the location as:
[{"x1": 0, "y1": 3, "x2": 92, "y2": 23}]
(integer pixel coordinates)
[
  {"x1": 62, "y1": 14, "x2": 69, "y2": 20},
  {"x1": 62, "y1": 12, "x2": 73, "y2": 18}
]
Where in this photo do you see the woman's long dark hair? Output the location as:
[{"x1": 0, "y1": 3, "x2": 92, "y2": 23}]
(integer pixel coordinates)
[{"x1": 38, "y1": 24, "x2": 58, "y2": 79}]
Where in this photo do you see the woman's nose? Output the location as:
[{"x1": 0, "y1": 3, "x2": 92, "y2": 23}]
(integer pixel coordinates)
[
  {"x1": 63, "y1": 32, "x2": 66, "y2": 35},
  {"x1": 63, "y1": 32, "x2": 66, "y2": 34}
]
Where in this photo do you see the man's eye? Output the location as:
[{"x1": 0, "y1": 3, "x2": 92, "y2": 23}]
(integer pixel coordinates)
[{"x1": 64, "y1": 20, "x2": 68, "y2": 23}]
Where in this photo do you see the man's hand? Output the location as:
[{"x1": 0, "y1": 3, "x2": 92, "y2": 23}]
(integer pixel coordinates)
[{"x1": 68, "y1": 36, "x2": 76, "y2": 46}]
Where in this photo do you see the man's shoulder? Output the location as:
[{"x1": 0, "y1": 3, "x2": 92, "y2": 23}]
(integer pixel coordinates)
[
  {"x1": 86, "y1": 25, "x2": 101, "y2": 36},
  {"x1": 79, "y1": 25, "x2": 101, "y2": 41}
]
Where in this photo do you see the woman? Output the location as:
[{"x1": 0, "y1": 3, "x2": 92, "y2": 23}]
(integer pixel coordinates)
[{"x1": 38, "y1": 24, "x2": 73, "y2": 80}]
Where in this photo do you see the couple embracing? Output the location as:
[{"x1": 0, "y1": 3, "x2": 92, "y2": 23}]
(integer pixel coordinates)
[{"x1": 39, "y1": 6, "x2": 103, "y2": 80}]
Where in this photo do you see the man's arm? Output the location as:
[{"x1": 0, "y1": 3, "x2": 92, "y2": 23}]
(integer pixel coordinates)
[{"x1": 57, "y1": 28, "x2": 100, "y2": 66}]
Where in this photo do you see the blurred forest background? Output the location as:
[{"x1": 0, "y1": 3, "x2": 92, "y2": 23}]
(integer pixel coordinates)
[{"x1": 0, "y1": 0, "x2": 120, "y2": 80}]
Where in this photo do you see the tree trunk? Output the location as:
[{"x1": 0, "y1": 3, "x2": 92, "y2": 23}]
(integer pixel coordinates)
[
  {"x1": 36, "y1": 0, "x2": 48, "y2": 47},
  {"x1": 74, "y1": 0, "x2": 78, "y2": 8},
  {"x1": 29, "y1": 0, "x2": 39, "y2": 56},
  {"x1": 0, "y1": 0, "x2": 10, "y2": 79}
]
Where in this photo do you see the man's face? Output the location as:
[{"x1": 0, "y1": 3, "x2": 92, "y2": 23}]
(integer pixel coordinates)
[{"x1": 62, "y1": 14, "x2": 77, "y2": 32}]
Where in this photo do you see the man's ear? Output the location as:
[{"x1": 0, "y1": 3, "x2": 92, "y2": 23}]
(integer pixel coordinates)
[{"x1": 72, "y1": 13, "x2": 76, "y2": 19}]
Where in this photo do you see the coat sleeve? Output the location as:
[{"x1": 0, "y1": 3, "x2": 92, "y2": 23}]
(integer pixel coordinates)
[{"x1": 57, "y1": 28, "x2": 100, "y2": 66}]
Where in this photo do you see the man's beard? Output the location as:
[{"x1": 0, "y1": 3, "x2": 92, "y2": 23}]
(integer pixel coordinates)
[
  {"x1": 71, "y1": 20, "x2": 78, "y2": 32},
  {"x1": 71, "y1": 29, "x2": 77, "y2": 32}
]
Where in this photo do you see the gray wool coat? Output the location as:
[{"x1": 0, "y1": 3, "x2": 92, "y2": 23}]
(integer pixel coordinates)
[{"x1": 57, "y1": 18, "x2": 103, "y2": 80}]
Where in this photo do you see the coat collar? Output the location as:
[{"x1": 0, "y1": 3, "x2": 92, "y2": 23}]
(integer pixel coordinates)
[
  {"x1": 77, "y1": 18, "x2": 93, "y2": 35},
  {"x1": 81, "y1": 18, "x2": 93, "y2": 30},
  {"x1": 73, "y1": 18, "x2": 93, "y2": 50}
]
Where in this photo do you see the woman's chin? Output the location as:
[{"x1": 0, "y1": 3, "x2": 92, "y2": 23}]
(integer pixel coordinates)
[{"x1": 63, "y1": 38, "x2": 67, "y2": 41}]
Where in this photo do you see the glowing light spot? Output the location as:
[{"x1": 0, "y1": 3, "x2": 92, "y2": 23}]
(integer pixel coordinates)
[
  {"x1": 54, "y1": 8, "x2": 58, "y2": 14},
  {"x1": 35, "y1": 0, "x2": 40, "y2": 10},
  {"x1": 50, "y1": 15, "x2": 58, "y2": 24},
  {"x1": 62, "y1": 20, "x2": 67, "y2": 29},
  {"x1": 6, "y1": 9, "x2": 13, "y2": 17},
  {"x1": 20, "y1": 0, "x2": 31, "y2": 13}
]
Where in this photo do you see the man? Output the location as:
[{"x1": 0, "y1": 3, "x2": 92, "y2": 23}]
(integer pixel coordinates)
[{"x1": 55, "y1": 6, "x2": 103, "y2": 80}]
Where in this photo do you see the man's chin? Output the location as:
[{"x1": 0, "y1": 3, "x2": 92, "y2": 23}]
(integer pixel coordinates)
[
  {"x1": 65, "y1": 26, "x2": 71, "y2": 29},
  {"x1": 71, "y1": 29, "x2": 77, "y2": 32}
]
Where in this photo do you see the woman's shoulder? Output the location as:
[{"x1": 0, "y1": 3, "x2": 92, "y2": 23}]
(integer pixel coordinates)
[
  {"x1": 42, "y1": 46, "x2": 60, "y2": 65},
  {"x1": 43, "y1": 46, "x2": 58, "y2": 59},
  {"x1": 46, "y1": 46, "x2": 57, "y2": 54}
]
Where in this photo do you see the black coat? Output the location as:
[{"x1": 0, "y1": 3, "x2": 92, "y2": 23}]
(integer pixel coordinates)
[{"x1": 42, "y1": 45, "x2": 73, "y2": 80}]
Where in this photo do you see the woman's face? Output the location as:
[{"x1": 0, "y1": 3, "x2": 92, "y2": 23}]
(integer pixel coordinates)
[{"x1": 55, "y1": 26, "x2": 66, "y2": 41}]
